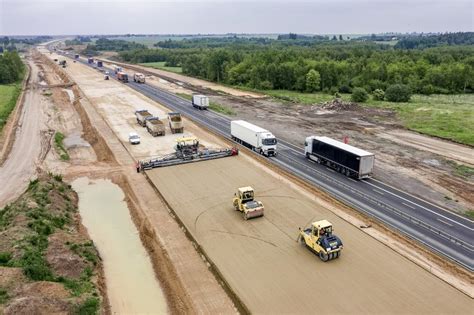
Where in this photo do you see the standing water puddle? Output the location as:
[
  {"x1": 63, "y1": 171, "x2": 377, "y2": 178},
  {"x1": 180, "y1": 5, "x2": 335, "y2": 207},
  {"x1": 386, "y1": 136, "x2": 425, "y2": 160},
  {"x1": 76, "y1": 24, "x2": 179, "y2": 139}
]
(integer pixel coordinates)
[{"x1": 72, "y1": 177, "x2": 168, "y2": 314}]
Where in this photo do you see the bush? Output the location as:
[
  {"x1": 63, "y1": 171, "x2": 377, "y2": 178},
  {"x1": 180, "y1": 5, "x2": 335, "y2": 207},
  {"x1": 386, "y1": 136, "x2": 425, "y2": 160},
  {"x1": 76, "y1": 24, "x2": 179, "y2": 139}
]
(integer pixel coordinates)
[
  {"x1": 0, "y1": 252, "x2": 12, "y2": 265},
  {"x1": 372, "y1": 89, "x2": 385, "y2": 101},
  {"x1": 351, "y1": 87, "x2": 369, "y2": 102},
  {"x1": 421, "y1": 84, "x2": 435, "y2": 95},
  {"x1": 75, "y1": 297, "x2": 99, "y2": 315},
  {"x1": 338, "y1": 85, "x2": 352, "y2": 93},
  {"x1": 385, "y1": 84, "x2": 412, "y2": 102}
]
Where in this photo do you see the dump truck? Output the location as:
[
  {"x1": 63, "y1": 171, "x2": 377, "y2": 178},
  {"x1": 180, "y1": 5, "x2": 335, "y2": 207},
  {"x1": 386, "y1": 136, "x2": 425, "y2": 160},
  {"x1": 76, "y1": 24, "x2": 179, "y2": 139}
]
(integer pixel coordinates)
[
  {"x1": 298, "y1": 220, "x2": 343, "y2": 261},
  {"x1": 231, "y1": 120, "x2": 277, "y2": 157},
  {"x1": 117, "y1": 71, "x2": 129, "y2": 82},
  {"x1": 232, "y1": 187, "x2": 265, "y2": 220},
  {"x1": 138, "y1": 137, "x2": 238, "y2": 171},
  {"x1": 135, "y1": 110, "x2": 153, "y2": 127},
  {"x1": 87, "y1": 58, "x2": 94, "y2": 64},
  {"x1": 133, "y1": 73, "x2": 146, "y2": 83},
  {"x1": 168, "y1": 112, "x2": 183, "y2": 133},
  {"x1": 304, "y1": 136, "x2": 375, "y2": 179},
  {"x1": 192, "y1": 94, "x2": 209, "y2": 110},
  {"x1": 145, "y1": 117, "x2": 165, "y2": 137}
]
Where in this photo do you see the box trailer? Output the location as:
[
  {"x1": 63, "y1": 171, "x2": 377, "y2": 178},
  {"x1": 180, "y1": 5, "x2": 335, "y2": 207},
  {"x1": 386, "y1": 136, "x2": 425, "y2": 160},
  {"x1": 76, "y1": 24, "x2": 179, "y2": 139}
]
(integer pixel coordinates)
[
  {"x1": 145, "y1": 117, "x2": 165, "y2": 137},
  {"x1": 117, "y1": 72, "x2": 128, "y2": 82},
  {"x1": 133, "y1": 73, "x2": 146, "y2": 83},
  {"x1": 304, "y1": 136, "x2": 375, "y2": 179},
  {"x1": 230, "y1": 120, "x2": 277, "y2": 157},
  {"x1": 192, "y1": 95, "x2": 209, "y2": 110},
  {"x1": 135, "y1": 110, "x2": 153, "y2": 127}
]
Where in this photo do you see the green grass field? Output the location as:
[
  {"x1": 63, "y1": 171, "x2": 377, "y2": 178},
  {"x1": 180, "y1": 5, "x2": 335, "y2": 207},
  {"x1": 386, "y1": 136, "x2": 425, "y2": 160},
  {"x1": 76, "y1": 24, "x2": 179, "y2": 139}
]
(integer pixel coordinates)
[
  {"x1": 140, "y1": 62, "x2": 183, "y2": 73},
  {"x1": 0, "y1": 83, "x2": 22, "y2": 132},
  {"x1": 256, "y1": 90, "x2": 474, "y2": 146}
]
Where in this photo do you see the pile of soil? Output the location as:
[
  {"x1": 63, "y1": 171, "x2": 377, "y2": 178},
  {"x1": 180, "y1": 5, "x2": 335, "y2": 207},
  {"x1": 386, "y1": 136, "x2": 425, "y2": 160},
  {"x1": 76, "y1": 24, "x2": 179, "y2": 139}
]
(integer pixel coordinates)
[{"x1": 318, "y1": 98, "x2": 361, "y2": 111}]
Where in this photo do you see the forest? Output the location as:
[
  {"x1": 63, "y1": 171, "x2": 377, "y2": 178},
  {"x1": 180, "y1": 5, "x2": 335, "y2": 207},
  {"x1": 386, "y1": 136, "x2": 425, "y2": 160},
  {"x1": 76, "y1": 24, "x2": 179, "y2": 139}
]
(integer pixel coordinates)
[
  {"x1": 116, "y1": 33, "x2": 474, "y2": 96},
  {"x1": 0, "y1": 51, "x2": 24, "y2": 84}
]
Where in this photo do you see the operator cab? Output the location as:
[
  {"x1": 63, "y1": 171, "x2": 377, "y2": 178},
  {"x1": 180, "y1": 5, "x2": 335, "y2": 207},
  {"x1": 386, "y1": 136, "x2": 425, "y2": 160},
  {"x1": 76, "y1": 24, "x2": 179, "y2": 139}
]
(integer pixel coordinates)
[{"x1": 237, "y1": 186, "x2": 255, "y2": 202}]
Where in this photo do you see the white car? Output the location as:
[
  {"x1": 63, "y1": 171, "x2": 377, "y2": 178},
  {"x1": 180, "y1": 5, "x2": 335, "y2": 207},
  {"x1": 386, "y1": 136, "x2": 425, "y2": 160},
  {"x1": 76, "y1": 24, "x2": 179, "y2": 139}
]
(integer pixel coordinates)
[{"x1": 128, "y1": 132, "x2": 141, "y2": 145}]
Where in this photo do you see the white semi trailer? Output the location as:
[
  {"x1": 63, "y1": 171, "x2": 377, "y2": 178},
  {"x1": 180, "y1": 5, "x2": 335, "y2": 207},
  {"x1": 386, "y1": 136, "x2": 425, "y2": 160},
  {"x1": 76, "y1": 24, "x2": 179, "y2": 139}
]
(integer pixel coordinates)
[
  {"x1": 192, "y1": 95, "x2": 209, "y2": 110},
  {"x1": 230, "y1": 120, "x2": 277, "y2": 157},
  {"x1": 304, "y1": 136, "x2": 375, "y2": 179}
]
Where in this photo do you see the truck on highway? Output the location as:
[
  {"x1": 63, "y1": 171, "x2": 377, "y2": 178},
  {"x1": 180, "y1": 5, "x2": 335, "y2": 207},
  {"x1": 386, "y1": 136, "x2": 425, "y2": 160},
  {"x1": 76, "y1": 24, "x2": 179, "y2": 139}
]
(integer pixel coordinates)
[
  {"x1": 135, "y1": 110, "x2": 153, "y2": 127},
  {"x1": 133, "y1": 73, "x2": 146, "y2": 83},
  {"x1": 304, "y1": 136, "x2": 375, "y2": 179},
  {"x1": 145, "y1": 117, "x2": 165, "y2": 137},
  {"x1": 87, "y1": 57, "x2": 94, "y2": 64},
  {"x1": 97, "y1": 61, "x2": 103, "y2": 67},
  {"x1": 168, "y1": 112, "x2": 183, "y2": 133},
  {"x1": 112, "y1": 65, "x2": 122, "y2": 74},
  {"x1": 74, "y1": 54, "x2": 79, "y2": 59},
  {"x1": 231, "y1": 120, "x2": 277, "y2": 157},
  {"x1": 192, "y1": 94, "x2": 209, "y2": 110},
  {"x1": 117, "y1": 71, "x2": 129, "y2": 82}
]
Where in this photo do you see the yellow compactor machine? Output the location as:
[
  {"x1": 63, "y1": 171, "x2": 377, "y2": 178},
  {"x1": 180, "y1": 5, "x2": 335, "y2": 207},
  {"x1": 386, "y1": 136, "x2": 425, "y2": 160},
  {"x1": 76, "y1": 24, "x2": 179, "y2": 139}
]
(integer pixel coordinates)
[
  {"x1": 298, "y1": 220, "x2": 343, "y2": 261},
  {"x1": 233, "y1": 187, "x2": 265, "y2": 220}
]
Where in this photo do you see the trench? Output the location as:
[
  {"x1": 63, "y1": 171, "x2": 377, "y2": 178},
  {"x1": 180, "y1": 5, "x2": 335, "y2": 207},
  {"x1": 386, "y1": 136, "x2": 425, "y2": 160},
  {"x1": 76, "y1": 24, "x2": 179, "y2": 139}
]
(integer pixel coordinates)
[{"x1": 71, "y1": 177, "x2": 169, "y2": 314}]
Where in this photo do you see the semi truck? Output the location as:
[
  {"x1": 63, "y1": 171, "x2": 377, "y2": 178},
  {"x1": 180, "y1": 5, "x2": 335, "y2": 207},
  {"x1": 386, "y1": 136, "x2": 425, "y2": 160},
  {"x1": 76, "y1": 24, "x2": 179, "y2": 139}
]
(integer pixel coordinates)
[
  {"x1": 192, "y1": 95, "x2": 209, "y2": 110},
  {"x1": 304, "y1": 136, "x2": 375, "y2": 179},
  {"x1": 168, "y1": 112, "x2": 183, "y2": 133},
  {"x1": 112, "y1": 65, "x2": 122, "y2": 74},
  {"x1": 145, "y1": 117, "x2": 165, "y2": 137},
  {"x1": 230, "y1": 120, "x2": 277, "y2": 157},
  {"x1": 87, "y1": 58, "x2": 94, "y2": 64},
  {"x1": 74, "y1": 54, "x2": 79, "y2": 59},
  {"x1": 135, "y1": 110, "x2": 153, "y2": 127},
  {"x1": 133, "y1": 73, "x2": 146, "y2": 83},
  {"x1": 97, "y1": 61, "x2": 103, "y2": 67},
  {"x1": 117, "y1": 72, "x2": 128, "y2": 82}
]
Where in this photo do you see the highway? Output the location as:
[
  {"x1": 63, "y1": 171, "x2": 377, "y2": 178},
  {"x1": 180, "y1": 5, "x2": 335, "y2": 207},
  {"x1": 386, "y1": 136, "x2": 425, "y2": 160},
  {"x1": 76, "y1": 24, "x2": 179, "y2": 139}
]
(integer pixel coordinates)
[{"x1": 55, "y1": 49, "x2": 474, "y2": 271}]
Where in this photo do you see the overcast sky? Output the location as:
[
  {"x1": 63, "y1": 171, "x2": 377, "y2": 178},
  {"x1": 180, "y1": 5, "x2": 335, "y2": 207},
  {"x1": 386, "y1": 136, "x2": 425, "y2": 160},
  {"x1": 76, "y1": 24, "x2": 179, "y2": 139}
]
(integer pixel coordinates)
[{"x1": 1, "y1": 0, "x2": 473, "y2": 36}]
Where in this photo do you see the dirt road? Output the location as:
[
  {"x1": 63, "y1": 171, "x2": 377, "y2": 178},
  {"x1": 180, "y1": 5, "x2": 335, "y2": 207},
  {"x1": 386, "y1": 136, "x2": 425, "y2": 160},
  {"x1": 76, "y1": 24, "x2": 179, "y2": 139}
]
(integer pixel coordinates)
[
  {"x1": 147, "y1": 156, "x2": 472, "y2": 314},
  {"x1": 0, "y1": 57, "x2": 49, "y2": 207}
]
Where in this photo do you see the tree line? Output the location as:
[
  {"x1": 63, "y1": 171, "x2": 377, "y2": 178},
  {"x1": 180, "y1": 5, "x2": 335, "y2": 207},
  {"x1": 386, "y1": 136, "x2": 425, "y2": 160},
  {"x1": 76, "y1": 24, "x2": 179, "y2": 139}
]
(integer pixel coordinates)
[
  {"x1": 119, "y1": 40, "x2": 474, "y2": 95},
  {"x1": 0, "y1": 51, "x2": 24, "y2": 84}
]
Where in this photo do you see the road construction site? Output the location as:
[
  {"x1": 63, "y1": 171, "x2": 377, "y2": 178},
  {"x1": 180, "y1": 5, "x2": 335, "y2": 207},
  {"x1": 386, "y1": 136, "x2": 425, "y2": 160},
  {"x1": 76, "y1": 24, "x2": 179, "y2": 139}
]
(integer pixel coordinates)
[{"x1": 39, "y1": 47, "x2": 474, "y2": 313}]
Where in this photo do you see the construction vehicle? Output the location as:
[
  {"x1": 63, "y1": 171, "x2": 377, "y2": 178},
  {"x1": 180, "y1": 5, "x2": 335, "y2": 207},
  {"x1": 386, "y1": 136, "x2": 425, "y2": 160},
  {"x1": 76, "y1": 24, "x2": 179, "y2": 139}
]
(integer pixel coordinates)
[
  {"x1": 145, "y1": 117, "x2": 165, "y2": 137},
  {"x1": 138, "y1": 137, "x2": 238, "y2": 171},
  {"x1": 58, "y1": 60, "x2": 67, "y2": 66},
  {"x1": 192, "y1": 94, "x2": 209, "y2": 110},
  {"x1": 168, "y1": 112, "x2": 184, "y2": 133},
  {"x1": 117, "y1": 71, "x2": 128, "y2": 82},
  {"x1": 135, "y1": 110, "x2": 153, "y2": 127},
  {"x1": 305, "y1": 136, "x2": 374, "y2": 179},
  {"x1": 232, "y1": 187, "x2": 265, "y2": 220},
  {"x1": 133, "y1": 73, "x2": 146, "y2": 83},
  {"x1": 104, "y1": 74, "x2": 109, "y2": 80},
  {"x1": 298, "y1": 220, "x2": 343, "y2": 261}
]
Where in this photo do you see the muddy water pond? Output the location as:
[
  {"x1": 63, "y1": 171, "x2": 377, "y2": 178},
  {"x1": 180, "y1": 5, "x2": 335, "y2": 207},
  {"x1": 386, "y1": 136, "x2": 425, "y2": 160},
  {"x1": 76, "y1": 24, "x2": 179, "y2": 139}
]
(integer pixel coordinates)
[{"x1": 72, "y1": 177, "x2": 168, "y2": 314}]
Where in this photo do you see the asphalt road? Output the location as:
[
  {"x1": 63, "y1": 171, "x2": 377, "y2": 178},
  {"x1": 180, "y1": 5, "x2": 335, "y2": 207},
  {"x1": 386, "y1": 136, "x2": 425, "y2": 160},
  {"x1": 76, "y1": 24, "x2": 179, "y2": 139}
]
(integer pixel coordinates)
[{"x1": 55, "y1": 50, "x2": 474, "y2": 271}]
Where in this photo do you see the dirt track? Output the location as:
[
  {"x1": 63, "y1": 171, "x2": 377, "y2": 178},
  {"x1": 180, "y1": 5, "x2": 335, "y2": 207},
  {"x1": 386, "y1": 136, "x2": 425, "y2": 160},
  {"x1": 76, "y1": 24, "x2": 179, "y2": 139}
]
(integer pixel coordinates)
[{"x1": 0, "y1": 57, "x2": 49, "y2": 207}]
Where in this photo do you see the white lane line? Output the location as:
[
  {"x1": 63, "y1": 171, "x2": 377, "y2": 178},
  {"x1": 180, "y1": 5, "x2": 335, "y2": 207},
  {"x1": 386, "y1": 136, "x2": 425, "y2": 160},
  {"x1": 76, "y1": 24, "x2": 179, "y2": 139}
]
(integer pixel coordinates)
[
  {"x1": 326, "y1": 167, "x2": 335, "y2": 172},
  {"x1": 370, "y1": 178, "x2": 474, "y2": 224},
  {"x1": 437, "y1": 218, "x2": 453, "y2": 227},
  {"x1": 364, "y1": 180, "x2": 474, "y2": 231},
  {"x1": 373, "y1": 189, "x2": 385, "y2": 195},
  {"x1": 402, "y1": 202, "x2": 416, "y2": 210},
  {"x1": 348, "y1": 177, "x2": 358, "y2": 183}
]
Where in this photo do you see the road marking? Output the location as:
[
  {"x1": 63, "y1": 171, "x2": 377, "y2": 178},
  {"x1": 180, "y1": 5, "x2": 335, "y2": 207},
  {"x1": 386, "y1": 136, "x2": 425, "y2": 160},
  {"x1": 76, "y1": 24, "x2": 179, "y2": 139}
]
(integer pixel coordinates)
[
  {"x1": 373, "y1": 189, "x2": 385, "y2": 195},
  {"x1": 326, "y1": 167, "x2": 335, "y2": 172},
  {"x1": 402, "y1": 202, "x2": 416, "y2": 210},
  {"x1": 364, "y1": 181, "x2": 474, "y2": 231},
  {"x1": 370, "y1": 178, "x2": 474, "y2": 224},
  {"x1": 437, "y1": 218, "x2": 453, "y2": 227},
  {"x1": 348, "y1": 178, "x2": 358, "y2": 183}
]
